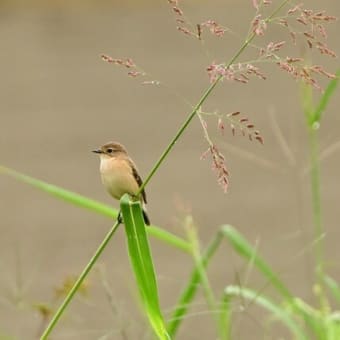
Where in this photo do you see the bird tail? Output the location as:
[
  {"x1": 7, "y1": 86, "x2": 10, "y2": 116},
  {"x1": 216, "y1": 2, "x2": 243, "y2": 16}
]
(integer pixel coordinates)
[
  {"x1": 142, "y1": 208, "x2": 151, "y2": 226},
  {"x1": 142, "y1": 202, "x2": 151, "y2": 226}
]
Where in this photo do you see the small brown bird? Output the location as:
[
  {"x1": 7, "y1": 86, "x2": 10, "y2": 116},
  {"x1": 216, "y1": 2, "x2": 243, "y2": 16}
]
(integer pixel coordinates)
[{"x1": 92, "y1": 142, "x2": 150, "y2": 225}]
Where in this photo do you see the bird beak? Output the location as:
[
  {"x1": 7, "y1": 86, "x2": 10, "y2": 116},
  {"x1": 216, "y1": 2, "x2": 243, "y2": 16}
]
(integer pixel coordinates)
[{"x1": 92, "y1": 149, "x2": 102, "y2": 154}]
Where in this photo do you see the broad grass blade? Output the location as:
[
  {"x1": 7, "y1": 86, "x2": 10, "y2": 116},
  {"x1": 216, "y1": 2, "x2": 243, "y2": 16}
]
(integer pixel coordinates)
[{"x1": 120, "y1": 194, "x2": 169, "y2": 340}]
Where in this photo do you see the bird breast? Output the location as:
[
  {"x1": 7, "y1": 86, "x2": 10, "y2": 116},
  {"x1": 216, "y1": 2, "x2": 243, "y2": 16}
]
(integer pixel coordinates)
[{"x1": 99, "y1": 157, "x2": 139, "y2": 200}]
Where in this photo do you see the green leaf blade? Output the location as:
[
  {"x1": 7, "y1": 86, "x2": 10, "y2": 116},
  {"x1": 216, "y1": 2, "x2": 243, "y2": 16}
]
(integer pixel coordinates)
[
  {"x1": 0, "y1": 166, "x2": 118, "y2": 219},
  {"x1": 120, "y1": 194, "x2": 169, "y2": 340},
  {"x1": 0, "y1": 165, "x2": 189, "y2": 254},
  {"x1": 167, "y1": 232, "x2": 223, "y2": 337},
  {"x1": 224, "y1": 285, "x2": 307, "y2": 340},
  {"x1": 221, "y1": 225, "x2": 292, "y2": 300}
]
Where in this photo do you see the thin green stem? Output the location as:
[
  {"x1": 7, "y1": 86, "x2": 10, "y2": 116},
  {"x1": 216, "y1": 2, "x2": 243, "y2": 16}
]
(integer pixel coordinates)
[
  {"x1": 136, "y1": 79, "x2": 219, "y2": 196},
  {"x1": 167, "y1": 231, "x2": 223, "y2": 337},
  {"x1": 40, "y1": 220, "x2": 121, "y2": 339},
  {"x1": 266, "y1": 0, "x2": 291, "y2": 22},
  {"x1": 137, "y1": 0, "x2": 291, "y2": 196},
  {"x1": 137, "y1": 35, "x2": 256, "y2": 197},
  {"x1": 185, "y1": 219, "x2": 218, "y2": 323}
]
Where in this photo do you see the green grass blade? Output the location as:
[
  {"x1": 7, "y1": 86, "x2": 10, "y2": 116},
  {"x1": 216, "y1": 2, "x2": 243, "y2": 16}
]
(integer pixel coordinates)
[
  {"x1": 120, "y1": 194, "x2": 169, "y2": 340},
  {"x1": 185, "y1": 221, "x2": 222, "y2": 335},
  {"x1": 0, "y1": 166, "x2": 190, "y2": 253},
  {"x1": 221, "y1": 225, "x2": 292, "y2": 300},
  {"x1": 148, "y1": 226, "x2": 191, "y2": 254},
  {"x1": 325, "y1": 312, "x2": 340, "y2": 340},
  {"x1": 0, "y1": 165, "x2": 118, "y2": 219},
  {"x1": 224, "y1": 285, "x2": 307, "y2": 340},
  {"x1": 186, "y1": 220, "x2": 216, "y2": 309},
  {"x1": 167, "y1": 232, "x2": 223, "y2": 337},
  {"x1": 218, "y1": 293, "x2": 231, "y2": 340},
  {"x1": 311, "y1": 70, "x2": 340, "y2": 124},
  {"x1": 292, "y1": 297, "x2": 325, "y2": 339}
]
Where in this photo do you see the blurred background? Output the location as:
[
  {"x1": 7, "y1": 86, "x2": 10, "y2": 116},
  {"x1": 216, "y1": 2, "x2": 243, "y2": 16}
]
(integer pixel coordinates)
[{"x1": 0, "y1": 0, "x2": 339, "y2": 339}]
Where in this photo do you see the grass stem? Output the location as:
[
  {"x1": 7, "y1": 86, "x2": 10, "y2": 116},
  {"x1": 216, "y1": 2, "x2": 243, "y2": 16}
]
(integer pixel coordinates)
[{"x1": 137, "y1": 0, "x2": 291, "y2": 196}]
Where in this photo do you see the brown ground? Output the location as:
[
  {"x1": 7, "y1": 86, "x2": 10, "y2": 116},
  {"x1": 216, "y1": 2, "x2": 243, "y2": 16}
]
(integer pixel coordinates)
[{"x1": 0, "y1": 1, "x2": 339, "y2": 339}]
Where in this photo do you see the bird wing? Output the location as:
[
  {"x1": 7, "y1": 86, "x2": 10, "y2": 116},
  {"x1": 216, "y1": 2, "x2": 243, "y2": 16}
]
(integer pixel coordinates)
[{"x1": 129, "y1": 160, "x2": 147, "y2": 204}]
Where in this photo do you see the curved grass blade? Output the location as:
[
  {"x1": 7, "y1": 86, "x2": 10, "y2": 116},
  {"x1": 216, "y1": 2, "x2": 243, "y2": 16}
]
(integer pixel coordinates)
[
  {"x1": 0, "y1": 166, "x2": 190, "y2": 253},
  {"x1": 120, "y1": 194, "x2": 169, "y2": 340},
  {"x1": 221, "y1": 225, "x2": 292, "y2": 300},
  {"x1": 292, "y1": 297, "x2": 325, "y2": 338},
  {"x1": 0, "y1": 165, "x2": 118, "y2": 219},
  {"x1": 224, "y1": 285, "x2": 307, "y2": 340},
  {"x1": 168, "y1": 224, "x2": 293, "y2": 337},
  {"x1": 167, "y1": 231, "x2": 223, "y2": 337},
  {"x1": 148, "y1": 226, "x2": 191, "y2": 254}
]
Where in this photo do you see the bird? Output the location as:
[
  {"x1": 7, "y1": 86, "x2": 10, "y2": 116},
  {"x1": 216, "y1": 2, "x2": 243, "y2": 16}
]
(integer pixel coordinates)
[{"x1": 92, "y1": 141, "x2": 150, "y2": 225}]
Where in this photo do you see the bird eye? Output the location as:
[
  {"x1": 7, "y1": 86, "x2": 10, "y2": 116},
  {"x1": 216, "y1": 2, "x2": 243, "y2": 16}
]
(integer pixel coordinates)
[{"x1": 107, "y1": 148, "x2": 113, "y2": 153}]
